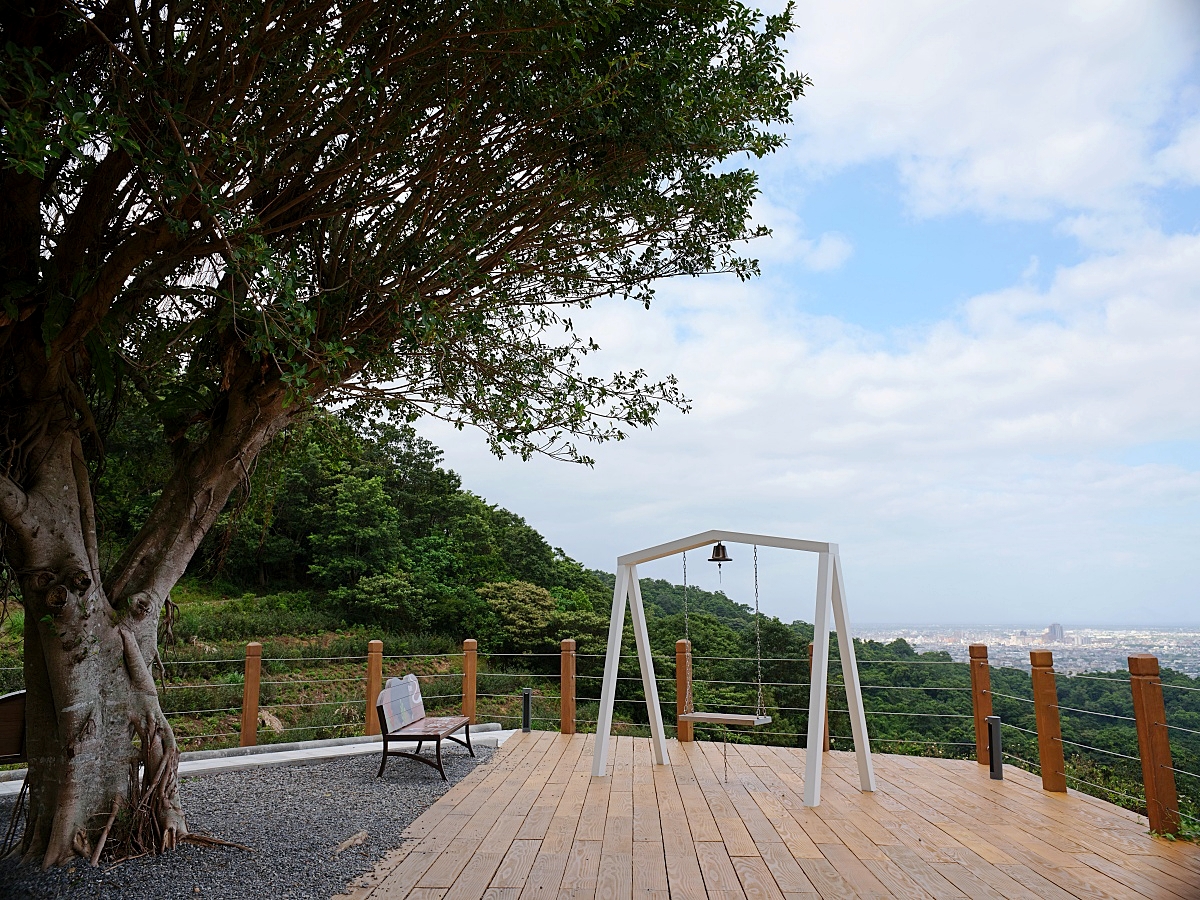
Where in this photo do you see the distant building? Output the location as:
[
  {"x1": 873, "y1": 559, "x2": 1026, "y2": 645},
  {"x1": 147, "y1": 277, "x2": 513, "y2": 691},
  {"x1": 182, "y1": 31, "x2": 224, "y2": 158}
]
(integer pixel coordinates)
[{"x1": 1046, "y1": 623, "x2": 1065, "y2": 643}]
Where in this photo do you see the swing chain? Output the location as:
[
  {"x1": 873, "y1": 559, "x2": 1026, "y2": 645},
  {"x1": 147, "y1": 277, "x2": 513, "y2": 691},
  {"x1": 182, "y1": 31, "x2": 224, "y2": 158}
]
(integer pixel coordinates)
[
  {"x1": 682, "y1": 551, "x2": 694, "y2": 715},
  {"x1": 754, "y1": 545, "x2": 765, "y2": 719}
]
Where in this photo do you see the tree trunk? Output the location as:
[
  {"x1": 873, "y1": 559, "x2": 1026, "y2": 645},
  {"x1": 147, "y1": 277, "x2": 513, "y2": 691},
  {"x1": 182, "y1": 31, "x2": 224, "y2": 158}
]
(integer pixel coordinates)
[
  {"x1": 4, "y1": 438, "x2": 183, "y2": 866},
  {"x1": 0, "y1": 359, "x2": 288, "y2": 867}
]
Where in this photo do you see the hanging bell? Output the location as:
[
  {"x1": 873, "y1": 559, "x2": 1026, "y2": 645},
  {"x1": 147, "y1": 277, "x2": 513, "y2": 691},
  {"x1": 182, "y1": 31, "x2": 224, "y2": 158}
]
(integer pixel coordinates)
[{"x1": 708, "y1": 542, "x2": 732, "y2": 564}]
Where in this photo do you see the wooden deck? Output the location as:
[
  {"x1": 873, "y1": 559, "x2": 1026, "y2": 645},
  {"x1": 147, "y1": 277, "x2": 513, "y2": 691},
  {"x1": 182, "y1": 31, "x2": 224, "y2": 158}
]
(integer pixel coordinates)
[{"x1": 340, "y1": 731, "x2": 1200, "y2": 899}]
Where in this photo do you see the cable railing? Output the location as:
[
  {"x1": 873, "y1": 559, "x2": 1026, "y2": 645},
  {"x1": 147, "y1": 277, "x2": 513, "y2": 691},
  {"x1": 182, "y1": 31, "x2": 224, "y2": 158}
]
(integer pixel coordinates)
[
  {"x1": 984, "y1": 650, "x2": 1200, "y2": 836},
  {"x1": 4, "y1": 633, "x2": 1198, "y2": 838}
]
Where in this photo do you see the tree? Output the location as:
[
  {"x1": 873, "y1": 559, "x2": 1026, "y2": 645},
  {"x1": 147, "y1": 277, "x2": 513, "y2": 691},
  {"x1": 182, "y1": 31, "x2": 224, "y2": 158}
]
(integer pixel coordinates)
[
  {"x1": 0, "y1": 0, "x2": 806, "y2": 866},
  {"x1": 478, "y1": 580, "x2": 558, "y2": 653},
  {"x1": 307, "y1": 474, "x2": 402, "y2": 588}
]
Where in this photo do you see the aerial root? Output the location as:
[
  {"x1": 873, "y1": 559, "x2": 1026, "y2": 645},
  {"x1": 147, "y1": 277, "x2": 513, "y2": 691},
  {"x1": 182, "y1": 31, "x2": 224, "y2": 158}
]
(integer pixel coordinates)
[
  {"x1": 90, "y1": 798, "x2": 120, "y2": 866},
  {"x1": 181, "y1": 833, "x2": 254, "y2": 852}
]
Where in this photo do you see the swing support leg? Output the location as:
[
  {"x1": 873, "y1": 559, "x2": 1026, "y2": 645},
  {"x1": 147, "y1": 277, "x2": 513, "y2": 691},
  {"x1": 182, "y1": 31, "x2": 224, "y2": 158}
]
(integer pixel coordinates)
[
  {"x1": 593, "y1": 564, "x2": 630, "y2": 777},
  {"x1": 593, "y1": 564, "x2": 669, "y2": 777},
  {"x1": 804, "y1": 546, "x2": 874, "y2": 806},
  {"x1": 831, "y1": 549, "x2": 875, "y2": 793},
  {"x1": 629, "y1": 569, "x2": 669, "y2": 765},
  {"x1": 803, "y1": 551, "x2": 833, "y2": 807}
]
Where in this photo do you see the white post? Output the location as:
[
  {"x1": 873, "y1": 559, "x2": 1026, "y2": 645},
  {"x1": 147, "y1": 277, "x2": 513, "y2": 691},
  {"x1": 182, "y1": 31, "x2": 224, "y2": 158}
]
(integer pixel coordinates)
[
  {"x1": 628, "y1": 568, "x2": 669, "y2": 764},
  {"x1": 804, "y1": 551, "x2": 833, "y2": 806},
  {"x1": 592, "y1": 564, "x2": 631, "y2": 777},
  {"x1": 830, "y1": 548, "x2": 875, "y2": 792}
]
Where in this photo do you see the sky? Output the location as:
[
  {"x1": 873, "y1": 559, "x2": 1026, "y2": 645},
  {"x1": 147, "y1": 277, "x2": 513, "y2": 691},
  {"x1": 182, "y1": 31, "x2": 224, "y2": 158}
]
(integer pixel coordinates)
[{"x1": 418, "y1": 1, "x2": 1200, "y2": 627}]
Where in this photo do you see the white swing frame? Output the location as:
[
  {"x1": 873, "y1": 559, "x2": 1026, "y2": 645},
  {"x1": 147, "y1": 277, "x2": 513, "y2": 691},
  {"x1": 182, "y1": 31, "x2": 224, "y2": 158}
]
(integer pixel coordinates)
[{"x1": 591, "y1": 529, "x2": 875, "y2": 806}]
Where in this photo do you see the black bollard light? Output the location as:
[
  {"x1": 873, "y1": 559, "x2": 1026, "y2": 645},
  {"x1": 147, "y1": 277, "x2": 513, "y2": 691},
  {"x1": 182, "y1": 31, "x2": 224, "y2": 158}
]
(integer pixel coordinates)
[
  {"x1": 522, "y1": 687, "x2": 532, "y2": 733},
  {"x1": 987, "y1": 714, "x2": 1003, "y2": 780}
]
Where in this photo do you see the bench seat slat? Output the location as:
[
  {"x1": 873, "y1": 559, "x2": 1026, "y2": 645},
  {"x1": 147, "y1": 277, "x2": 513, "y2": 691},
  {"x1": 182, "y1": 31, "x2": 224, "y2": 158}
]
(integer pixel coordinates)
[{"x1": 389, "y1": 715, "x2": 470, "y2": 739}]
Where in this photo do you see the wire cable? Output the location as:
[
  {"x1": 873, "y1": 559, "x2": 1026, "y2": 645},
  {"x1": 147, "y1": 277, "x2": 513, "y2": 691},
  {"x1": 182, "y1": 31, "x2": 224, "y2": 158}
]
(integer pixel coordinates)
[
  {"x1": 1160, "y1": 682, "x2": 1200, "y2": 694},
  {"x1": 1053, "y1": 704, "x2": 1136, "y2": 722},
  {"x1": 1002, "y1": 752, "x2": 1042, "y2": 770},
  {"x1": 830, "y1": 708, "x2": 972, "y2": 719},
  {"x1": 1054, "y1": 736, "x2": 1142, "y2": 763},
  {"x1": 1052, "y1": 672, "x2": 1130, "y2": 684},
  {"x1": 1059, "y1": 772, "x2": 1145, "y2": 807},
  {"x1": 984, "y1": 691, "x2": 1036, "y2": 704},
  {"x1": 834, "y1": 735, "x2": 975, "y2": 747}
]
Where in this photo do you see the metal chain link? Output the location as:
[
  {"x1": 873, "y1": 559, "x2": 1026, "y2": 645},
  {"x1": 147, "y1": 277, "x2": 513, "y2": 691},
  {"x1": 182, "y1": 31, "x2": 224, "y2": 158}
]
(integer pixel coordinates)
[
  {"x1": 754, "y1": 545, "x2": 764, "y2": 718},
  {"x1": 682, "y1": 551, "x2": 694, "y2": 715}
]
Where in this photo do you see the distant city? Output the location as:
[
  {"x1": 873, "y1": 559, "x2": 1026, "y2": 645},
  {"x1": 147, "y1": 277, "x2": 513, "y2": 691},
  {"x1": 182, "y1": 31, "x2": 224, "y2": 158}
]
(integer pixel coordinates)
[{"x1": 856, "y1": 624, "x2": 1200, "y2": 677}]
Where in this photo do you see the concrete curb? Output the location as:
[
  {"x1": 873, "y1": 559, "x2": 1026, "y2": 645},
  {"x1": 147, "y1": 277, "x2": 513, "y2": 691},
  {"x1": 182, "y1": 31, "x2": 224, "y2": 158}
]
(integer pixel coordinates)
[{"x1": 0, "y1": 723, "x2": 516, "y2": 796}]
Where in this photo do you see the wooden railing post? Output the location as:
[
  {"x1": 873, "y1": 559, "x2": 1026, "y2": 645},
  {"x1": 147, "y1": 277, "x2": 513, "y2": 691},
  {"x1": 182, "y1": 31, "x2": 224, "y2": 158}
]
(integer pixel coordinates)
[
  {"x1": 676, "y1": 639, "x2": 693, "y2": 742},
  {"x1": 969, "y1": 644, "x2": 994, "y2": 766},
  {"x1": 1129, "y1": 654, "x2": 1180, "y2": 835},
  {"x1": 240, "y1": 642, "x2": 262, "y2": 747},
  {"x1": 463, "y1": 638, "x2": 478, "y2": 724},
  {"x1": 561, "y1": 639, "x2": 576, "y2": 735},
  {"x1": 1030, "y1": 650, "x2": 1066, "y2": 792},
  {"x1": 365, "y1": 639, "x2": 383, "y2": 736},
  {"x1": 808, "y1": 642, "x2": 830, "y2": 751}
]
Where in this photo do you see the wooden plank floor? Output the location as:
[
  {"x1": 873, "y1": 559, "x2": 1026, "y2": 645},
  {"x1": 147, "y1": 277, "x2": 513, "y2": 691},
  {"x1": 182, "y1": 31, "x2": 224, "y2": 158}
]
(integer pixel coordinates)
[{"x1": 338, "y1": 732, "x2": 1200, "y2": 900}]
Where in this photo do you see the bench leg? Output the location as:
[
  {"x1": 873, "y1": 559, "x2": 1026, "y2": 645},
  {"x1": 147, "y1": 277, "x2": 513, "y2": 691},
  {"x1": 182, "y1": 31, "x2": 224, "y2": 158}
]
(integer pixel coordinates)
[
  {"x1": 436, "y1": 738, "x2": 446, "y2": 781},
  {"x1": 445, "y1": 725, "x2": 474, "y2": 758},
  {"x1": 383, "y1": 747, "x2": 448, "y2": 778},
  {"x1": 378, "y1": 734, "x2": 389, "y2": 778}
]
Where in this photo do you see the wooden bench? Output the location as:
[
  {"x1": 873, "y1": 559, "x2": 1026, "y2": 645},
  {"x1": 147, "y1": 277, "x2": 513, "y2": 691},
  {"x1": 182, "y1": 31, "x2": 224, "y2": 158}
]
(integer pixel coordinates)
[
  {"x1": 0, "y1": 690, "x2": 26, "y2": 765},
  {"x1": 376, "y1": 676, "x2": 472, "y2": 781}
]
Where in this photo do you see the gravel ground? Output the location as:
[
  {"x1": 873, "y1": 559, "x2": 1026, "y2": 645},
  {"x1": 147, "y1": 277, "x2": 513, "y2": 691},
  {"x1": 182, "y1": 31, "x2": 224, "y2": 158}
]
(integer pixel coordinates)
[{"x1": 0, "y1": 745, "x2": 493, "y2": 900}]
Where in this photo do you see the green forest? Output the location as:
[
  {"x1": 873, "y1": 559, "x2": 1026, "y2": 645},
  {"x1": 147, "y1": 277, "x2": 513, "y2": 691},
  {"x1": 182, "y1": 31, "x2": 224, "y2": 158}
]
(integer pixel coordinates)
[{"x1": 1, "y1": 408, "x2": 1198, "y2": 833}]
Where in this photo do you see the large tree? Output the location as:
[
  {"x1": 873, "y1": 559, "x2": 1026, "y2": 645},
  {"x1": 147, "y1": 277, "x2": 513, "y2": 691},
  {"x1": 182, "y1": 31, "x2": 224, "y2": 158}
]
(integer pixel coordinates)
[{"x1": 0, "y1": 0, "x2": 805, "y2": 866}]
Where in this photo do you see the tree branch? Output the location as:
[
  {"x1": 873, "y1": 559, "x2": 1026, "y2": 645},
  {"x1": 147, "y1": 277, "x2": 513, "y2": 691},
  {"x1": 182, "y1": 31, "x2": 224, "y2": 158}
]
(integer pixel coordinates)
[
  {"x1": 53, "y1": 223, "x2": 178, "y2": 353},
  {"x1": 105, "y1": 368, "x2": 292, "y2": 605}
]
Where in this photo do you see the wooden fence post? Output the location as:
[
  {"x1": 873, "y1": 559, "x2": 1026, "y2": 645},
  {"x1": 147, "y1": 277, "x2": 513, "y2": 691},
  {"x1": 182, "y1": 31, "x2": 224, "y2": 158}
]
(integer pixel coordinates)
[
  {"x1": 969, "y1": 643, "x2": 994, "y2": 767},
  {"x1": 1129, "y1": 654, "x2": 1181, "y2": 835},
  {"x1": 676, "y1": 639, "x2": 693, "y2": 743},
  {"x1": 365, "y1": 639, "x2": 383, "y2": 736},
  {"x1": 561, "y1": 639, "x2": 576, "y2": 735},
  {"x1": 808, "y1": 642, "x2": 830, "y2": 751},
  {"x1": 1030, "y1": 650, "x2": 1066, "y2": 792},
  {"x1": 463, "y1": 638, "x2": 477, "y2": 724},
  {"x1": 240, "y1": 642, "x2": 262, "y2": 747}
]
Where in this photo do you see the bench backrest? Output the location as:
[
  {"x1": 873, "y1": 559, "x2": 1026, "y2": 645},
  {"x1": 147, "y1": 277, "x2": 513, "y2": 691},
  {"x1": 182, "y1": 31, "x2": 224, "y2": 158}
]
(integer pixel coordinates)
[
  {"x1": 377, "y1": 674, "x2": 425, "y2": 732},
  {"x1": 0, "y1": 690, "x2": 26, "y2": 764}
]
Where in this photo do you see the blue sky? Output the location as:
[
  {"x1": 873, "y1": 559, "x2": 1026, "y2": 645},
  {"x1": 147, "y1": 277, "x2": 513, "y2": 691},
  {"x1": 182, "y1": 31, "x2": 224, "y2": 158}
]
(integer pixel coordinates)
[
  {"x1": 759, "y1": 162, "x2": 1085, "y2": 331},
  {"x1": 419, "y1": 2, "x2": 1200, "y2": 627}
]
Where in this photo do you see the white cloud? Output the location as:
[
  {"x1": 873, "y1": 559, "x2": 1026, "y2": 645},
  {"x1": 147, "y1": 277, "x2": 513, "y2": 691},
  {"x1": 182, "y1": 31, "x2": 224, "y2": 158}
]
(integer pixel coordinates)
[
  {"x1": 1156, "y1": 117, "x2": 1200, "y2": 184},
  {"x1": 783, "y1": 1, "x2": 1200, "y2": 219},
  {"x1": 420, "y1": 231, "x2": 1200, "y2": 624},
  {"x1": 748, "y1": 197, "x2": 853, "y2": 270}
]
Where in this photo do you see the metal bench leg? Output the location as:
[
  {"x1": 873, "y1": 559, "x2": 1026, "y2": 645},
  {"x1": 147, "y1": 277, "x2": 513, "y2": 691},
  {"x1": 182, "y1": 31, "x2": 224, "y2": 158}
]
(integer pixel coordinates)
[
  {"x1": 436, "y1": 738, "x2": 446, "y2": 781},
  {"x1": 445, "y1": 725, "x2": 474, "y2": 758},
  {"x1": 378, "y1": 733, "x2": 389, "y2": 777}
]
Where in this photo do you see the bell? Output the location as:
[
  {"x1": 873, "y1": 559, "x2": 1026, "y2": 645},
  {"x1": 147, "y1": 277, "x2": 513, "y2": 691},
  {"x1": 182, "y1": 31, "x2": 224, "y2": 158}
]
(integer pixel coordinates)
[{"x1": 708, "y1": 542, "x2": 732, "y2": 564}]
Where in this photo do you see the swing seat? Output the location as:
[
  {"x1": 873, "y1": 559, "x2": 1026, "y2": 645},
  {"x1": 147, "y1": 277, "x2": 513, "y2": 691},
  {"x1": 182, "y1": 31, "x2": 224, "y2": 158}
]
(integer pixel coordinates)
[{"x1": 678, "y1": 712, "x2": 771, "y2": 726}]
